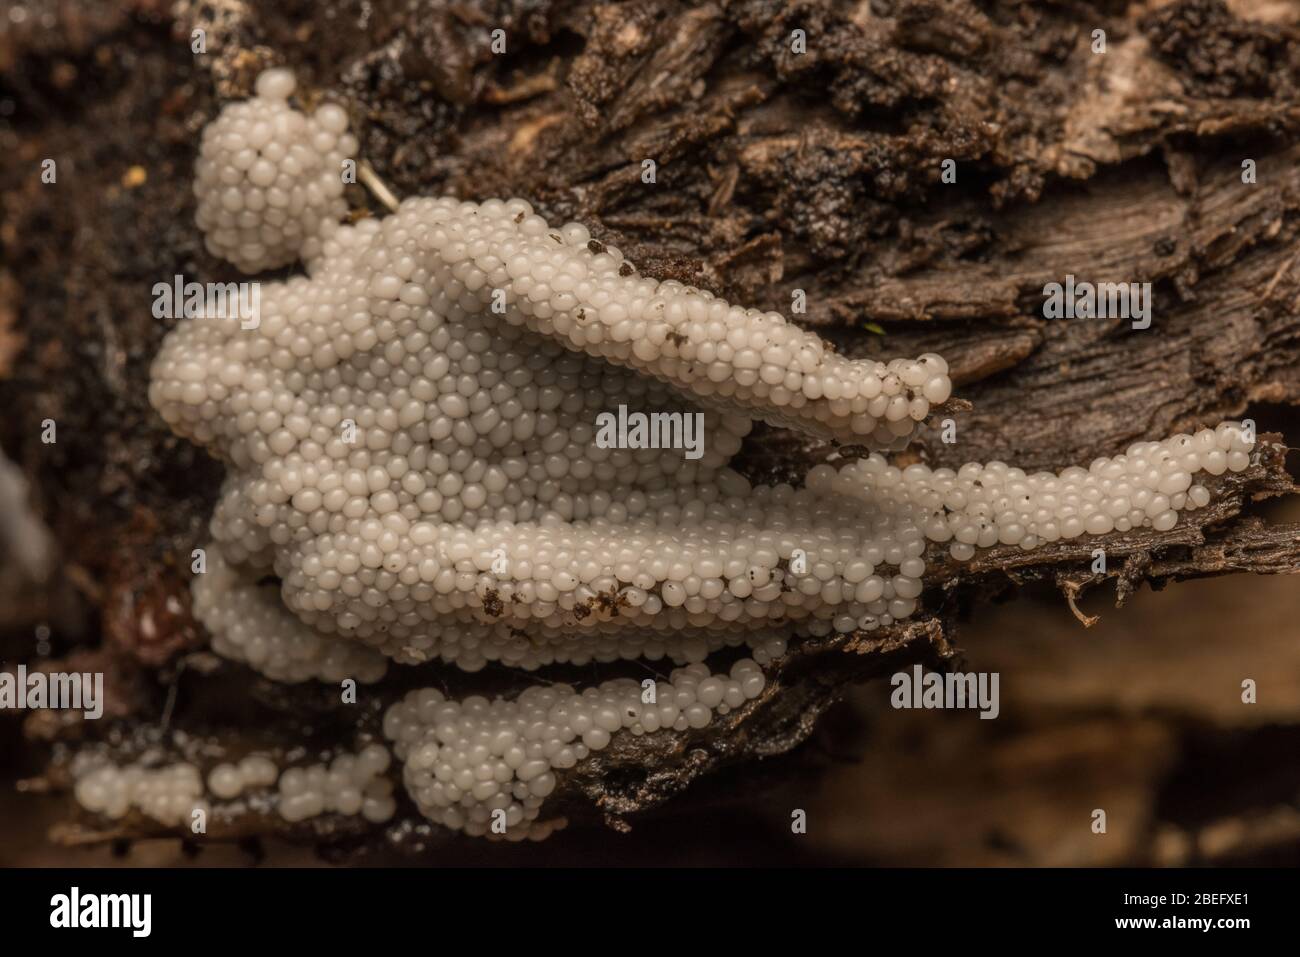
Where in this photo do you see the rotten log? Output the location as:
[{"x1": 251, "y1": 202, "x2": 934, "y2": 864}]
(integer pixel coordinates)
[{"x1": 0, "y1": 0, "x2": 1298, "y2": 860}]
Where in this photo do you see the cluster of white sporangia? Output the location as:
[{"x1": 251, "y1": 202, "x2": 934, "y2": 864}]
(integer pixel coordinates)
[
  {"x1": 275, "y1": 744, "x2": 397, "y2": 823},
  {"x1": 141, "y1": 70, "x2": 1255, "y2": 839},
  {"x1": 194, "y1": 69, "x2": 355, "y2": 274},
  {"x1": 75, "y1": 762, "x2": 206, "y2": 827},
  {"x1": 385, "y1": 659, "x2": 768, "y2": 838},
  {"x1": 206, "y1": 753, "x2": 280, "y2": 798},
  {"x1": 73, "y1": 747, "x2": 397, "y2": 828}
]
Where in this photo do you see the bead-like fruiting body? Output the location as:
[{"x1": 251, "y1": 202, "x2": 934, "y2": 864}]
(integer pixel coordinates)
[
  {"x1": 74, "y1": 762, "x2": 206, "y2": 827},
  {"x1": 385, "y1": 659, "x2": 767, "y2": 839},
  {"x1": 193, "y1": 69, "x2": 355, "y2": 273},
  {"x1": 276, "y1": 744, "x2": 396, "y2": 823}
]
